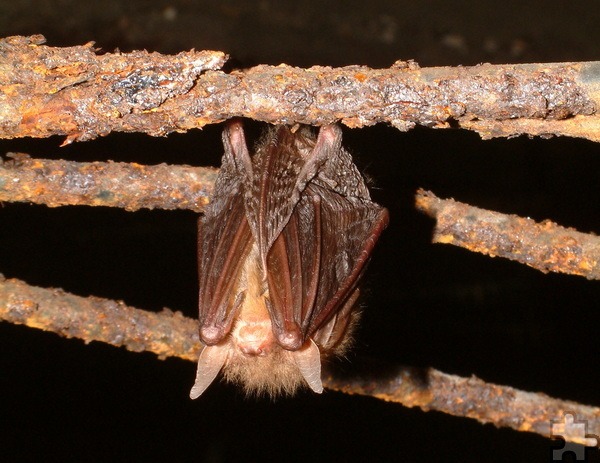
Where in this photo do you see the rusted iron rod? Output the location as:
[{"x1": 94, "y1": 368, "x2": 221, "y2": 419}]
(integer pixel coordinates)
[
  {"x1": 0, "y1": 153, "x2": 216, "y2": 211},
  {"x1": 323, "y1": 360, "x2": 600, "y2": 447},
  {"x1": 2, "y1": 155, "x2": 598, "y2": 279},
  {"x1": 2, "y1": 35, "x2": 600, "y2": 142},
  {"x1": 415, "y1": 189, "x2": 600, "y2": 280},
  {"x1": 0, "y1": 275, "x2": 201, "y2": 362},
  {"x1": 1, "y1": 274, "x2": 597, "y2": 444}
]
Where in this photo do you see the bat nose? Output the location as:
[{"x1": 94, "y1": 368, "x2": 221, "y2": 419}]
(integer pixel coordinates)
[
  {"x1": 239, "y1": 343, "x2": 269, "y2": 356},
  {"x1": 237, "y1": 324, "x2": 273, "y2": 356}
]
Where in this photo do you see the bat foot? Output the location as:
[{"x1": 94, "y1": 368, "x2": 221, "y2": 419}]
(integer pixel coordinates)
[
  {"x1": 200, "y1": 325, "x2": 225, "y2": 345},
  {"x1": 275, "y1": 330, "x2": 303, "y2": 351}
]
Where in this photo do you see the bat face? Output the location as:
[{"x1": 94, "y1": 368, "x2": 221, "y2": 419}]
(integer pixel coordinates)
[{"x1": 190, "y1": 122, "x2": 389, "y2": 398}]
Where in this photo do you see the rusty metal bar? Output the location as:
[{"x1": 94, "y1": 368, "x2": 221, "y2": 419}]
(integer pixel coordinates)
[
  {"x1": 0, "y1": 275, "x2": 201, "y2": 362},
  {"x1": 323, "y1": 359, "x2": 600, "y2": 447},
  {"x1": 2, "y1": 35, "x2": 600, "y2": 142},
  {"x1": 2, "y1": 155, "x2": 598, "y2": 280},
  {"x1": 1, "y1": 274, "x2": 597, "y2": 444},
  {"x1": 0, "y1": 153, "x2": 216, "y2": 211},
  {"x1": 415, "y1": 189, "x2": 600, "y2": 280}
]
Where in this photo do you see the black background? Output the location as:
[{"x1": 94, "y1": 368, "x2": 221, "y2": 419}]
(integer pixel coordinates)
[{"x1": 1, "y1": 2, "x2": 599, "y2": 462}]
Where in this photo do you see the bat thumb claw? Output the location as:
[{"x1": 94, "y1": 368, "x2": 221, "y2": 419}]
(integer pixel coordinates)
[
  {"x1": 190, "y1": 344, "x2": 229, "y2": 399},
  {"x1": 292, "y1": 339, "x2": 324, "y2": 394}
]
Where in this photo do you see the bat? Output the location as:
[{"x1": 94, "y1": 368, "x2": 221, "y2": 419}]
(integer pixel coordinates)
[{"x1": 190, "y1": 121, "x2": 389, "y2": 398}]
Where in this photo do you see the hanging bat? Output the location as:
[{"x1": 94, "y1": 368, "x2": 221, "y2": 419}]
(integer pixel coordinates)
[{"x1": 190, "y1": 121, "x2": 389, "y2": 398}]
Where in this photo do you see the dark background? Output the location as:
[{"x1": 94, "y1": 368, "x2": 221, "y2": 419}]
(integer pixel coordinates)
[{"x1": 1, "y1": 2, "x2": 599, "y2": 462}]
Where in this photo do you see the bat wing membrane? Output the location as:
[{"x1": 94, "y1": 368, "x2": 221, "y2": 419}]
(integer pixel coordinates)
[
  {"x1": 265, "y1": 192, "x2": 322, "y2": 350},
  {"x1": 266, "y1": 181, "x2": 389, "y2": 350},
  {"x1": 198, "y1": 194, "x2": 253, "y2": 345},
  {"x1": 308, "y1": 187, "x2": 389, "y2": 337},
  {"x1": 261, "y1": 124, "x2": 389, "y2": 352},
  {"x1": 246, "y1": 128, "x2": 305, "y2": 267},
  {"x1": 197, "y1": 122, "x2": 254, "y2": 345}
]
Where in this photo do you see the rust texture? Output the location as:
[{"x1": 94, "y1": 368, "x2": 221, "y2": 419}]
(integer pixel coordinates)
[
  {"x1": 0, "y1": 275, "x2": 200, "y2": 362},
  {"x1": 323, "y1": 360, "x2": 600, "y2": 446},
  {"x1": 0, "y1": 35, "x2": 227, "y2": 142},
  {"x1": 416, "y1": 189, "x2": 600, "y2": 280},
  {"x1": 1, "y1": 274, "x2": 597, "y2": 444},
  {"x1": 2, "y1": 35, "x2": 600, "y2": 142},
  {"x1": 461, "y1": 114, "x2": 600, "y2": 141},
  {"x1": 0, "y1": 153, "x2": 216, "y2": 211}
]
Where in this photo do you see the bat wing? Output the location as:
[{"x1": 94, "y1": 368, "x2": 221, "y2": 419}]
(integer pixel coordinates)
[
  {"x1": 244, "y1": 127, "x2": 305, "y2": 267},
  {"x1": 198, "y1": 196, "x2": 252, "y2": 345},
  {"x1": 266, "y1": 184, "x2": 388, "y2": 350},
  {"x1": 307, "y1": 186, "x2": 389, "y2": 339},
  {"x1": 197, "y1": 122, "x2": 254, "y2": 345},
  {"x1": 264, "y1": 125, "x2": 389, "y2": 351}
]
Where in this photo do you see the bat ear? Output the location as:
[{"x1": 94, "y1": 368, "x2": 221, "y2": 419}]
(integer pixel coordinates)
[
  {"x1": 190, "y1": 344, "x2": 229, "y2": 399},
  {"x1": 223, "y1": 119, "x2": 252, "y2": 176},
  {"x1": 292, "y1": 339, "x2": 324, "y2": 394}
]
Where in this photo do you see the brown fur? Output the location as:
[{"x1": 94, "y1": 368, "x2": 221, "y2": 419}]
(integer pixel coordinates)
[{"x1": 222, "y1": 346, "x2": 305, "y2": 397}]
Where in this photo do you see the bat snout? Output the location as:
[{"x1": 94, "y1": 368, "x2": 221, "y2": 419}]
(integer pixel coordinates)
[
  {"x1": 235, "y1": 322, "x2": 274, "y2": 357},
  {"x1": 239, "y1": 343, "x2": 270, "y2": 356}
]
